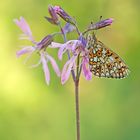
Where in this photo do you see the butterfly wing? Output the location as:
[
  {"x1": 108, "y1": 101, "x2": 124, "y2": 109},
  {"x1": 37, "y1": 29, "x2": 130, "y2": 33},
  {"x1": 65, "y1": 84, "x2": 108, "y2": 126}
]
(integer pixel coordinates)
[{"x1": 87, "y1": 34, "x2": 130, "y2": 78}]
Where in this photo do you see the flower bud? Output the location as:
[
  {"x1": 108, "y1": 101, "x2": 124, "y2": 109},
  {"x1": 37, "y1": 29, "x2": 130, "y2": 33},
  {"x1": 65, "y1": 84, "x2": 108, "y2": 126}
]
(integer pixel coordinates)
[
  {"x1": 89, "y1": 18, "x2": 114, "y2": 30},
  {"x1": 37, "y1": 35, "x2": 53, "y2": 50},
  {"x1": 62, "y1": 23, "x2": 76, "y2": 34},
  {"x1": 78, "y1": 34, "x2": 87, "y2": 48},
  {"x1": 45, "y1": 5, "x2": 59, "y2": 25},
  {"x1": 53, "y1": 6, "x2": 76, "y2": 25}
]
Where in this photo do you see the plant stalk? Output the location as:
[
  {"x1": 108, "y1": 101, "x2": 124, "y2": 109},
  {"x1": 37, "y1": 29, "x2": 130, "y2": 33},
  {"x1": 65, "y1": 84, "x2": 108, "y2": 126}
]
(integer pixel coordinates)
[
  {"x1": 75, "y1": 53, "x2": 81, "y2": 140},
  {"x1": 75, "y1": 79, "x2": 80, "y2": 140},
  {"x1": 59, "y1": 22, "x2": 81, "y2": 140}
]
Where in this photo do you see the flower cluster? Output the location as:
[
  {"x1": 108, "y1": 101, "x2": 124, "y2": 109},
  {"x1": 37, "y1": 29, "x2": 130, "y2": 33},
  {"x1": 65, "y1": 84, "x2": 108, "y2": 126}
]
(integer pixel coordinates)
[{"x1": 15, "y1": 5, "x2": 113, "y2": 85}]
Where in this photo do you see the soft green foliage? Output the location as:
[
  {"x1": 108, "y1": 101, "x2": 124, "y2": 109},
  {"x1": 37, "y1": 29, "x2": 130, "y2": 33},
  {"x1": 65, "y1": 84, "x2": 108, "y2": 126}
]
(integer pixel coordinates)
[{"x1": 0, "y1": 0, "x2": 140, "y2": 140}]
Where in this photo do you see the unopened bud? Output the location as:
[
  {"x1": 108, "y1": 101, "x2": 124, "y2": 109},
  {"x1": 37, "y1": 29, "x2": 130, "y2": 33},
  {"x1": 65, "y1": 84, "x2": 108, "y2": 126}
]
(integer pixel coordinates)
[
  {"x1": 89, "y1": 18, "x2": 114, "y2": 30},
  {"x1": 45, "y1": 5, "x2": 59, "y2": 25},
  {"x1": 62, "y1": 23, "x2": 76, "y2": 34},
  {"x1": 37, "y1": 35, "x2": 53, "y2": 50},
  {"x1": 53, "y1": 6, "x2": 76, "y2": 25},
  {"x1": 78, "y1": 34, "x2": 87, "y2": 48}
]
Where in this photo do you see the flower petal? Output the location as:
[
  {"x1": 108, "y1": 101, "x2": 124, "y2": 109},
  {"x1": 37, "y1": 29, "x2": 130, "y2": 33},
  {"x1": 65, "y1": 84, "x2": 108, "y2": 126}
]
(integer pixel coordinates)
[
  {"x1": 50, "y1": 42, "x2": 63, "y2": 48},
  {"x1": 82, "y1": 57, "x2": 92, "y2": 80},
  {"x1": 61, "y1": 55, "x2": 77, "y2": 84},
  {"x1": 58, "y1": 44, "x2": 67, "y2": 60},
  {"x1": 46, "y1": 54, "x2": 61, "y2": 77},
  {"x1": 51, "y1": 40, "x2": 81, "y2": 60},
  {"x1": 16, "y1": 46, "x2": 35, "y2": 58},
  {"x1": 66, "y1": 40, "x2": 82, "y2": 53},
  {"x1": 29, "y1": 59, "x2": 42, "y2": 68},
  {"x1": 14, "y1": 17, "x2": 34, "y2": 42},
  {"x1": 51, "y1": 42, "x2": 71, "y2": 60},
  {"x1": 58, "y1": 40, "x2": 81, "y2": 60},
  {"x1": 41, "y1": 53, "x2": 50, "y2": 85}
]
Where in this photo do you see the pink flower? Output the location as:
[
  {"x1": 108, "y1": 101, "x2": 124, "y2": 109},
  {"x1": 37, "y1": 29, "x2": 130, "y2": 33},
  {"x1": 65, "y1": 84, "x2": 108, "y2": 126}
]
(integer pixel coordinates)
[
  {"x1": 14, "y1": 17, "x2": 60, "y2": 85},
  {"x1": 51, "y1": 38, "x2": 92, "y2": 84}
]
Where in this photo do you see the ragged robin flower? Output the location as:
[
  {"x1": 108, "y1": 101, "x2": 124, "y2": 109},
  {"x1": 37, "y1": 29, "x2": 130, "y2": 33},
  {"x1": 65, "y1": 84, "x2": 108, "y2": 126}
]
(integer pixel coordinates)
[
  {"x1": 51, "y1": 35, "x2": 92, "y2": 84},
  {"x1": 14, "y1": 17, "x2": 60, "y2": 85}
]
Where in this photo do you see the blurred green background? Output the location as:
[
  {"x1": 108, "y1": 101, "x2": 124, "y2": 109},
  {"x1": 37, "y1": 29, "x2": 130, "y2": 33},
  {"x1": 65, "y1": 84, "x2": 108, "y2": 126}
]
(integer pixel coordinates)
[{"x1": 0, "y1": 0, "x2": 140, "y2": 140}]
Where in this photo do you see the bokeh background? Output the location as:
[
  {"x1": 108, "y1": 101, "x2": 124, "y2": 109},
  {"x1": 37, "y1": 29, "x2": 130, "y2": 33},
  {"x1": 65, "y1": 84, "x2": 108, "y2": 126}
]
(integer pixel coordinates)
[{"x1": 0, "y1": 0, "x2": 140, "y2": 140}]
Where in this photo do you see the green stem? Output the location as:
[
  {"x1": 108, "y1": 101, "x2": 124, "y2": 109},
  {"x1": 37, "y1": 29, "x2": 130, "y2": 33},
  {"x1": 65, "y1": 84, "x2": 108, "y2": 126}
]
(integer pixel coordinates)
[
  {"x1": 59, "y1": 22, "x2": 81, "y2": 140},
  {"x1": 75, "y1": 79, "x2": 80, "y2": 140},
  {"x1": 75, "y1": 53, "x2": 81, "y2": 140}
]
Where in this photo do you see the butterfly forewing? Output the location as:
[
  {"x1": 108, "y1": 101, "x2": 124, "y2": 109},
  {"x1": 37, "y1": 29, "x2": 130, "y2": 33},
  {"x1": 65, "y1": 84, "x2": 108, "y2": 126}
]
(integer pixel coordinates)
[{"x1": 86, "y1": 34, "x2": 130, "y2": 79}]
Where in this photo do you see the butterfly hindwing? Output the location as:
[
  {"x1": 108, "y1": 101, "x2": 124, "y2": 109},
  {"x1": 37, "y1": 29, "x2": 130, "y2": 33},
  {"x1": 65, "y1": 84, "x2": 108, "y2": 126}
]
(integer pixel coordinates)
[{"x1": 87, "y1": 34, "x2": 129, "y2": 79}]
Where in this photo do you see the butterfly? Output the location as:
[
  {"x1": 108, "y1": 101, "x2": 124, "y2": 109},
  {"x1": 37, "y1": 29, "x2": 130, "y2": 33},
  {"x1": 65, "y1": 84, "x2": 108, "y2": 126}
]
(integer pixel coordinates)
[{"x1": 86, "y1": 33, "x2": 130, "y2": 79}]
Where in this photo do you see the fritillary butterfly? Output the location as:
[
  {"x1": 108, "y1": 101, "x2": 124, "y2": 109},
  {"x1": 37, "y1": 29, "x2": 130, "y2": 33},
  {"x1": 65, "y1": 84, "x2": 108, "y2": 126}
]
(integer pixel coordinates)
[{"x1": 86, "y1": 33, "x2": 130, "y2": 78}]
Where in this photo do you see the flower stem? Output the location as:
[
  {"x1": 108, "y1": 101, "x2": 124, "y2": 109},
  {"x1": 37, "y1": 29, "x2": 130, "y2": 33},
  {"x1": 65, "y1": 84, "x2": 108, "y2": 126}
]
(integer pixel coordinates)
[
  {"x1": 75, "y1": 53, "x2": 81, "y2": 140},
  {"x1": 75, "y1": 79, "x2": 80, "y2": 140},
  {"x1": 59, "y1": 23, "x2": 81, "y2": 140}
]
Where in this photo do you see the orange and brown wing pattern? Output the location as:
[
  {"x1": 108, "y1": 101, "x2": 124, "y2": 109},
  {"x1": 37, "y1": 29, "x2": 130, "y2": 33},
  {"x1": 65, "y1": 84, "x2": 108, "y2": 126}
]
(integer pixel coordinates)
[{"x1": 87, "y1": 34, "x2": 130, "y2": 79}]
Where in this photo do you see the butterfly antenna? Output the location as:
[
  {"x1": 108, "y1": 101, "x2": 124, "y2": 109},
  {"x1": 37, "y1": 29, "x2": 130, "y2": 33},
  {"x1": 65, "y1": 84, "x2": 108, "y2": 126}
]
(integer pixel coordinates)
[
  {"x1": 99, "y1": 16, "x2": 103, "y2": 21},
  {"x1": 92, "y1": 31, "x2": 97, "y2": 41},
  {"x1": 92, "y1": 16, "x2": 103, "y2": 40}
]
